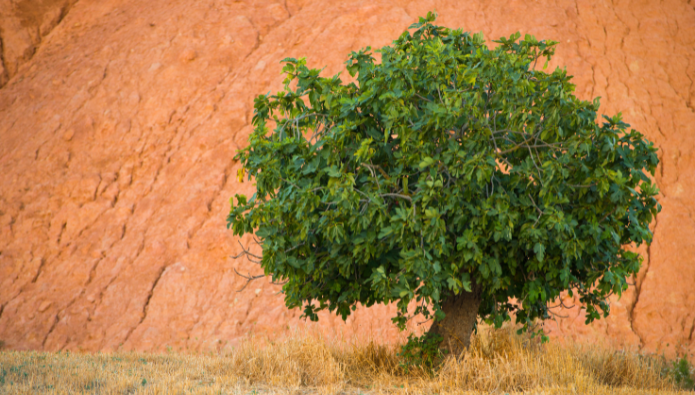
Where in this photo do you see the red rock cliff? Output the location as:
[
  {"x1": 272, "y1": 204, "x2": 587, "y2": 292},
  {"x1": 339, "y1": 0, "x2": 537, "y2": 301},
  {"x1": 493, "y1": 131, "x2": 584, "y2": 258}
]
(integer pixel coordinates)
[{"x1": 1, "y1": 0, "x2": 694, "y2": 355}]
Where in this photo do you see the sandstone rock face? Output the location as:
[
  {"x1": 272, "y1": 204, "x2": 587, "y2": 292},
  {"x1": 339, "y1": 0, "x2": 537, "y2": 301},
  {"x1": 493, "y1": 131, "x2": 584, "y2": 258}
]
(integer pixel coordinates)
[
  {"x1": 0, "y1": 0, "x2": 693, "y2": 355},
  {"x1": 0, "y1": 0, "x2": 78, "y2": 87}
]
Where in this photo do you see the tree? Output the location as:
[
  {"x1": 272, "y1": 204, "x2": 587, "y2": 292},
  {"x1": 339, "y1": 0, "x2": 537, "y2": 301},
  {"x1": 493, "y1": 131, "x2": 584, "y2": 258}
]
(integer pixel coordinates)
[{"x1": 227, "y1": 12, "x2": 660, "y2": 359}]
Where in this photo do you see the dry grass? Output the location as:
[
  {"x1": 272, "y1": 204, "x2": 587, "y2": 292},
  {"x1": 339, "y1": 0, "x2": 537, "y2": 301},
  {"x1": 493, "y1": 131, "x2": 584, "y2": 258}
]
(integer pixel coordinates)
[{"x1": 0, "y1": 325, "x2": 690, "y2": 394}]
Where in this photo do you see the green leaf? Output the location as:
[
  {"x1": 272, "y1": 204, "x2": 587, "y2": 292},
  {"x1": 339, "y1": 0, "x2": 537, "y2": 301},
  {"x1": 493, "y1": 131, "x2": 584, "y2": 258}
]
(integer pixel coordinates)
[
  {"x1": 534, "y1": 242, "x2": 545, "y2": 262},
  {"x1": 461, "y1": 273, "x2": 472, "y2": 292},
  {"x1": 419, "y1": 157, "x2": 436, "y2": 169},
  {"x1": 378, "y1": 226, "x2": 393, "y2": 239},
  {"x1": 326, "y1": 166, "x2": 341, "y2": 178}
]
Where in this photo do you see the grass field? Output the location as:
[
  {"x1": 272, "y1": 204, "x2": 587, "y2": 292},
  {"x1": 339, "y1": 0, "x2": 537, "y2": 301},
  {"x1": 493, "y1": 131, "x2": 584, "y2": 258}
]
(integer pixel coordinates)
[{"x1": 1, "y1": 325, "x2": 692, "y2": 394}]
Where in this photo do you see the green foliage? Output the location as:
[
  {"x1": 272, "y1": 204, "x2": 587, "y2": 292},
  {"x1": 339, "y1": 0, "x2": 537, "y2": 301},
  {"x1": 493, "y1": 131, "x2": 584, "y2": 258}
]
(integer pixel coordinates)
[
  {"x1": 228, "y1": 12, "x2": 660, "y2": 335},
  {"x1": 663, "y1": 356, "x2": 695, "y2": 390},
  {"x1": 397, "y1": 333, "x2": 446, "y2": 374}
]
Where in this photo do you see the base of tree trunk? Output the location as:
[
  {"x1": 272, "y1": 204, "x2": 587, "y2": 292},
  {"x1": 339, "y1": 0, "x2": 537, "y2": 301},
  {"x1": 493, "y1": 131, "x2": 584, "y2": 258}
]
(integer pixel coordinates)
[{"x1": 427, "y1": 288, "x2": 481, "y2": 359}]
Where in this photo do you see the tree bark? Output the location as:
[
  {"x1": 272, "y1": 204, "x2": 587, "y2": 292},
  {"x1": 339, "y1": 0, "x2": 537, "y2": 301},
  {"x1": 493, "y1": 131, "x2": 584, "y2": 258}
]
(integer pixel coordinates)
[{"x1": 427, "y1": 287, "x2": 481, "y2": 359}]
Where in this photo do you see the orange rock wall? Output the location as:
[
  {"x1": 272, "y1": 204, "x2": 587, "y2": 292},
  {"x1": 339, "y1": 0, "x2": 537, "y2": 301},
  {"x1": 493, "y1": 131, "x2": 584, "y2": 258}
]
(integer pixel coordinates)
[
  {"x1": 0, "y1": 0, "x2": 694, "y2": 355},
  {"x1": 0, "y1": 0, "x2": 78, "y2": 86}
]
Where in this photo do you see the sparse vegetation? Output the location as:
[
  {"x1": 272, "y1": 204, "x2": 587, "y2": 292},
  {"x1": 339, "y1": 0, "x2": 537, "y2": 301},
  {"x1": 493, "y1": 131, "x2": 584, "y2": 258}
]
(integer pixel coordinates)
[
  {"x1": 664, "y1": 355, "x2": 695, "y2": 391},
  {"x1": 0, "y1": 325, "x2": 691, "y2": 394}
]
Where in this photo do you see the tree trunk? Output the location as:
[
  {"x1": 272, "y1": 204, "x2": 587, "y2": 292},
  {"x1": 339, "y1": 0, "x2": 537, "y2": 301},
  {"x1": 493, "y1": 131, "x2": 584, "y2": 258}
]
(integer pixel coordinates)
[{"x1": 427, "y1": 288, "x2": 481, "y2": 359}]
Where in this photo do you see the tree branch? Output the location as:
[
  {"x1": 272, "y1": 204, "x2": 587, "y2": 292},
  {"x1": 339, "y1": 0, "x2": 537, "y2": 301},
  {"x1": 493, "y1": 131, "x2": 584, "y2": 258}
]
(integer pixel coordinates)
[
  {"x1": 233, "y1": 268, "x2": 265, "y2": 292},
  {"x1": 379, "y1": 193, "x2": 412, "y2": 201}
]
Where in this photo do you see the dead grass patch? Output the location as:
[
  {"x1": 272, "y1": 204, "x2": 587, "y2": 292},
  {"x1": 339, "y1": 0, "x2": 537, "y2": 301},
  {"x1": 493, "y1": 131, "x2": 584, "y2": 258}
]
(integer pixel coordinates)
[{"x1": 0, "y1": 325, "x2": 689, "y2": 394}]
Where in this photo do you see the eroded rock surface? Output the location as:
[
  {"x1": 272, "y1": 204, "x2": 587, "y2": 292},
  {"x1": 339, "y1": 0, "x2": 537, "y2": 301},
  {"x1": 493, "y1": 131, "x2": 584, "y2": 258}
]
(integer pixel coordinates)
[
  {"x1": 0, "y1": 0, "x2": 78, "y2": 87},
  {"x1": 0, "y1": 0, "x2": 694, "y2": 355}
]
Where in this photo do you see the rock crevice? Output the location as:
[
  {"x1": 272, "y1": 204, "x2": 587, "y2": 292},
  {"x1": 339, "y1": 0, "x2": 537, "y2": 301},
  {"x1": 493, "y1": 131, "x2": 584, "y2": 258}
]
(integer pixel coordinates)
[{"x1": 0, "y1": 0, "x2": 79, "y2": 88}]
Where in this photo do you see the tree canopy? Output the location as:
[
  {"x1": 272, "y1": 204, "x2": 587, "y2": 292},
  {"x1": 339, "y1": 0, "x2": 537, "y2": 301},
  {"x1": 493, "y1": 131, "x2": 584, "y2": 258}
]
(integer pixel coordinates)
[{"x1": 227, "y1": 12, "x2": 660, "y2": 340}]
